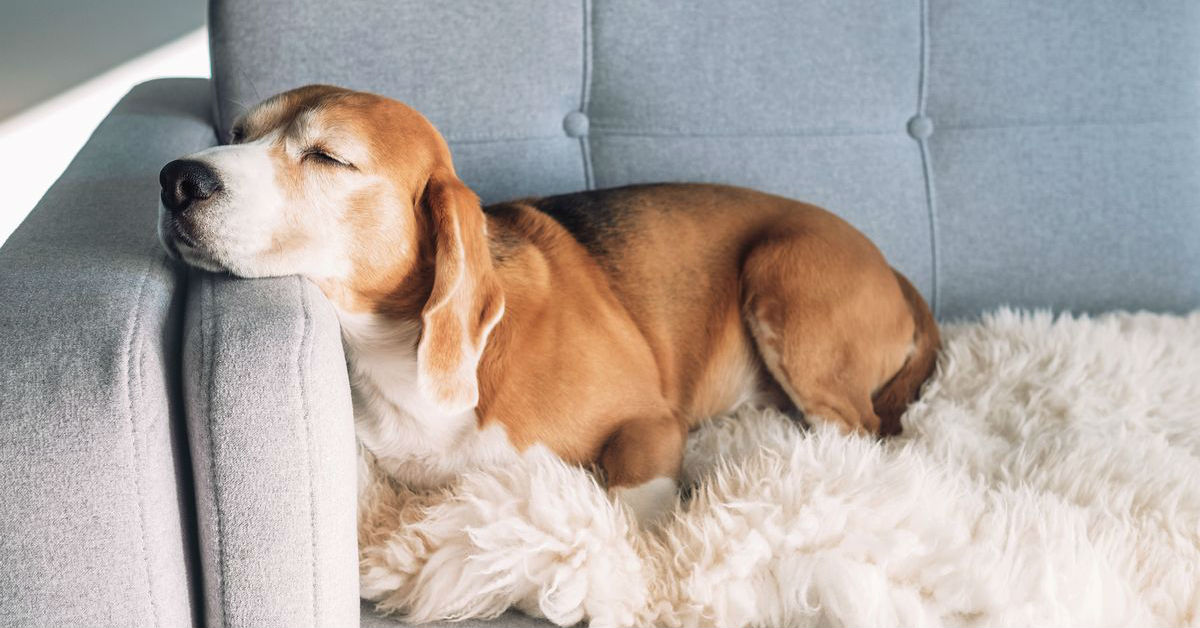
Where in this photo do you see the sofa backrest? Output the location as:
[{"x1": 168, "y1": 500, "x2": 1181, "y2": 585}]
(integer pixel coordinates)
[{"x1": 209, "y1": 0, "x2": 1200, "y2": 319}]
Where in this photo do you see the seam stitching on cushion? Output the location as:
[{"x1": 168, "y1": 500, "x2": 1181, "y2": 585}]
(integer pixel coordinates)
[
  {"x1": 917, "y1": 0, "x2": 929, "y2": 115},
  {"x1": 579, "y1": 0, "x2": 595, "y2": 189},
  {"x1": 435, "y1": 115, "x2": 1199, "y2": 145},
  {"x1": 297, "y1": 280, "x2": 321, "y2": 625},
  {"x1": 448, "y1": 133, "x2": 564, "y2": 144},
  {"x1": 202, "y1": 275, "x2": 230, "y2": 628},
  {"x1": 124, "y1": 256, "x2": 161, "y2": 627},
  {"x1": 917, "y1": 0, "x2": 940, "y2": 317},
  {"x1": 587, "y1": 126, "x2": 906, "y2": 138},
  {"x1": 171, "y1": 255, "x2": 205, "y2": 628},
  {"x1": 918, "y1": 144, "x2": 940, "y2": 317},
  {"x1": 937, "y1": 117, "x2": 1200, "y2": 132}
]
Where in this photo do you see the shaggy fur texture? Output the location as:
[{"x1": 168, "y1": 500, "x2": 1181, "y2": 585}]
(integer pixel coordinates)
[{"x1": 359, "y1": 309, "x2": 1200, "y2": 627}]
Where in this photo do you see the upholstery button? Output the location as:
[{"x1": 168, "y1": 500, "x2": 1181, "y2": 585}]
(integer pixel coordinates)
[
  {"x1": 907, "y1": 114, "x2": 934, "y2": 140},
  {"x1": 563, "y1": 111, "x2": 590, "y2": 137}
]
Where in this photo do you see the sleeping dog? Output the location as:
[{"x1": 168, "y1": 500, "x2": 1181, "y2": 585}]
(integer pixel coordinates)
[{"x1": 158, "y1": 85, "x2": 939, "y2": 523}]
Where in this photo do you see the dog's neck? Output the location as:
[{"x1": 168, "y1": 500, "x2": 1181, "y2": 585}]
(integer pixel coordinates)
[
  {"x1": 318, "y1": 251, "x2": 447, "y2": 420},
  {"x1": 334, "y1": 305, "x2": 498, "y2": 489},
  {"x1": 333, "y1": 304, "x2": 452, "y2": 424},
  {"x1": 316, "y1": 214, "x2": 511, "y2": 486}
]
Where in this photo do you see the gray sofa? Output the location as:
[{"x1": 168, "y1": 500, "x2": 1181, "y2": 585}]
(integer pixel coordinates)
[{"x1": 2, "y1": 1, "x2": 1198, "y2": 626}]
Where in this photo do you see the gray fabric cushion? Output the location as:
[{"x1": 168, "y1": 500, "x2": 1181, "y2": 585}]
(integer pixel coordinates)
[
  {"x1": 184, "y1": 273, "x2": 359, "y2": 628},
  {"x1": 211, "y1": 0, "x2": 1200, "y2": 319},
  {"x1": 361, "y1": 601, "x2": 553, "y2": 628},
  {"x1": 0, "y1": 78, "x2": 215, "y2": 627},
  {"x1": 925, "y1": 0, "x2": 1200, "y2": 317}
]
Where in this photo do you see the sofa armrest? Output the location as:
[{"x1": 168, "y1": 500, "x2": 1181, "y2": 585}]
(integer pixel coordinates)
[
  {"x1": 0, "y1": 79, "x2": 217, "y2": 627},
  {"x1": 184, "y1": 272, "x2": 359, "y2": 628}
]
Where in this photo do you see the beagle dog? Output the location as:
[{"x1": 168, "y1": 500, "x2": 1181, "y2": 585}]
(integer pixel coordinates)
[{"x1": 158, "y1": 85, "x2": 939, "y2": 523}]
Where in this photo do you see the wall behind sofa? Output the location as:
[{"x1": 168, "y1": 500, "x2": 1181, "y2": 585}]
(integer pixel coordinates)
[
  {"x1": 0, "y1": 0, "x2": 209, "y2": 246},
  {"x1": 0, "y1": 0, "x2": 205, "y2": 121}
]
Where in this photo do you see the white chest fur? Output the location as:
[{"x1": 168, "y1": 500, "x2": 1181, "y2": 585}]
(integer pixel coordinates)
[{"x1": 336, "y1": 310, "x2": 519, "y2": 491}]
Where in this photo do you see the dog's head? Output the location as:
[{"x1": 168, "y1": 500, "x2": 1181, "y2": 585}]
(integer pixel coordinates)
[{"x1": 159, "y1": 84, "x2": 503, "y2": 413}]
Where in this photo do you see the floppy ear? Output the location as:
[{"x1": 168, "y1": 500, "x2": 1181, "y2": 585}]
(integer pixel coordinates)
[{"x1": 416, "y1": 168, "x2": 505, "y2": 415}]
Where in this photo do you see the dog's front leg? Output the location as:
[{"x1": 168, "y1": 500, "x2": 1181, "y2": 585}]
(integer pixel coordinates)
[{"x1": 601, "y1": 413, "x2": 686, "y2": 526}]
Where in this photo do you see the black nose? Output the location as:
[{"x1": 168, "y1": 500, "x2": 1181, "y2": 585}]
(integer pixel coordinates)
[{"x1": 159, "y1": 159, "x2": 222, "y2": 212}]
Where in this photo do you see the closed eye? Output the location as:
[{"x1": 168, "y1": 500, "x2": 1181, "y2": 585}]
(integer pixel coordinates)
[{"x1": 303, "y1": 148, "x2": 353, "y2": 168}]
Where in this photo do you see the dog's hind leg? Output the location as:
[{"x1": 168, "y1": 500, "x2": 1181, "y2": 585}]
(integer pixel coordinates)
[
  {"x1": 739, "y1": 233, "x2": 916, "y2": 436},
  {"x1": 600, "y1": 413, "x2": 686, "y2": 526}
]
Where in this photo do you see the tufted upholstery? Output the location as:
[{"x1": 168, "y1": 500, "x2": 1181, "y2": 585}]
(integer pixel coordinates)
[{"x1": 211, "y1": 0, "x2": 1200, "y2": 320}]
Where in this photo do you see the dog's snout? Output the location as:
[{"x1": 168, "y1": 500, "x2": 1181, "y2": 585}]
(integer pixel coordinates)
[{"x1": 160, "y1": 159, "x2": 222, "y2": 212}]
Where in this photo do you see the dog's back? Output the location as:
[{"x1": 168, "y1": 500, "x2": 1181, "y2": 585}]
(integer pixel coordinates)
[{"x1": 490, "y1": 183, "x2": 939, "y2": 436}]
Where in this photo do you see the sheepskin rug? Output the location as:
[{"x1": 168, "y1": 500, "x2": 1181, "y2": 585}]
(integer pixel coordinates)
[{"x1": 358, "y1": 309, "x2": 1200, "y2": 627}]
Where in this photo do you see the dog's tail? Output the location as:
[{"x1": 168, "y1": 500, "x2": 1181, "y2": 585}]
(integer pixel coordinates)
[{"x1": 873, "y1": 270, "x2": 940, "y2": 436}]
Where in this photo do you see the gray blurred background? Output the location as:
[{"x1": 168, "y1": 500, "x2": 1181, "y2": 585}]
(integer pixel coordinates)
[{"x1": 0, "y1": 0, "x2": 205, "y2": 121}]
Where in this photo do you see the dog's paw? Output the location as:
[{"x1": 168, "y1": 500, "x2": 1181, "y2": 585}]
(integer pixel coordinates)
[{"x1": 611, "y1": 476, "x2": 678, "y2": 528}]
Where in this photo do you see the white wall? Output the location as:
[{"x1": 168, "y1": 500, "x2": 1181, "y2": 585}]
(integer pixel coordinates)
[
  {"x1": 0, "y1": 0, "x2": 205, "y2": 119},
  {"x1": 0, "y1": 28, "x2": 210, "y2": 246}
]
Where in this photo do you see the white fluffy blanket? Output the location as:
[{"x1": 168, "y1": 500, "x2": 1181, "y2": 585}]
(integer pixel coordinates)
[{"x1": 358, "y1": 309, "x2": 1200, "y2": 627}]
